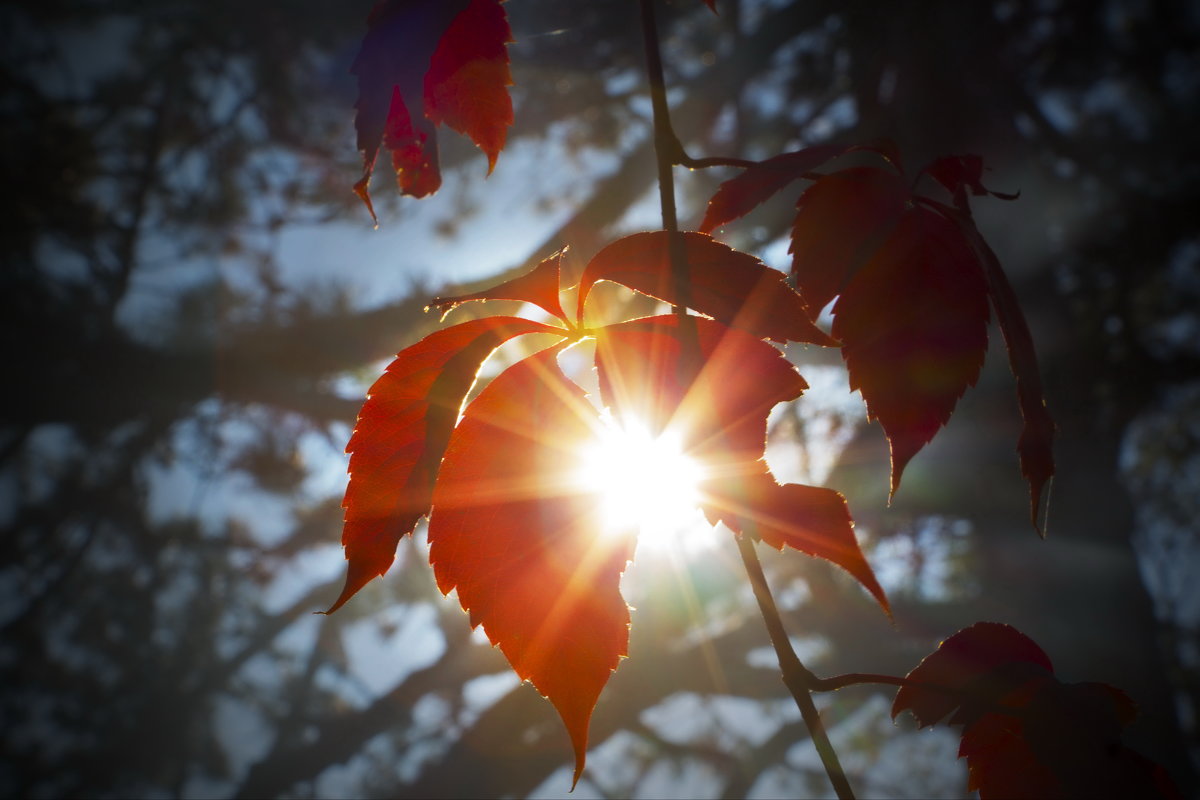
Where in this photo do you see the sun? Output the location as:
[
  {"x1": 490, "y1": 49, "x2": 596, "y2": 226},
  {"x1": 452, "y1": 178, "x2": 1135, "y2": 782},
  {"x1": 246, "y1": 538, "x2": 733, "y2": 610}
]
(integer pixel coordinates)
[{"x1": 575, "y1": 412, "x2": 706, "y2": 547}]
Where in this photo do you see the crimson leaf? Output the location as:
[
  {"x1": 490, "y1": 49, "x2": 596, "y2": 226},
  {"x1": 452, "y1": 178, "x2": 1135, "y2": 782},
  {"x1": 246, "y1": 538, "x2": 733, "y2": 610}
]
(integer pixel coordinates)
[
  {"x1": 327, "y1": 316, "x2": 564, "y2": 613},
  {"x1": 894, "y1": 623, "x2": 1181, "y2": 800},
  {"x1": 352, "y1": 0, "x2": 513, "y2": 220},
  {"x1": 430, "y1": 248, "x2": 570, "y2": 324},
  {"x1": 578, "y1": 231, "x2": 836, "y2": 345},
  {"x1": 428, "y1": 345, "x2": 633, "y2": 786},
  {"x1": 831, "y1": 205, "x2": 990, "y2": 496}
]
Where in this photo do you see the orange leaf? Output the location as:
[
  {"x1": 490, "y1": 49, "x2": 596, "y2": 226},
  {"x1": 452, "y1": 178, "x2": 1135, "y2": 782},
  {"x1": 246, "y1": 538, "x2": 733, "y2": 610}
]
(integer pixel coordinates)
[
  {"x1": 790, "y1": 166, "x2": 909, "y2": 320},
  {"x1": 698, "y1": 145, "x2": 843, "y2": 234},
  {"x1": 831, "y1": 206, "x2": 990, "y2": 496},
  {"x1": 429, "y1": 248, "x2": 569, "y2": 323},
  {"x1": 578, "y1": 231, "x2": 836, "y2": 345},
  {"x1": 707, "y1": 473, "x2": 889, "y2": 614},
  {"x1": 429, "y1": 346, "x2": 633, "y2": 786},
  {"x1": 593, "y1": 315, "x2": 807, "y2": 460},
  {"x1": 424, "y1": 0, "x2": 513, "y2": 174},
  {"x1": 327, "y1": 316, "x2": 564, "y2": 614}
]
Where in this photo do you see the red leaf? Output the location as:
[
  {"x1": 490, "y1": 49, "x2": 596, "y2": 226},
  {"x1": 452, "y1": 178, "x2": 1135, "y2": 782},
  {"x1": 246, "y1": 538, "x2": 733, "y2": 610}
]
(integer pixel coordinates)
[
  {"x1": 960, "y1": 683, "x2": 1182, "y2": 799},
  {"x1": 592, "y1": 317, "x2": 886, "y2": 610},
  {"x1": 698, "y1": 145, "x2": 844, "y2": 234},
  {"x1": 847, "y1": 138, "x2": 905, "y2": 172},
  {"x1": 897, "y1": 623, "x2": 1182, "y2": 799},
  {"x1": 932, "y1": 199, "x2": 1056, "y2": 534},
  {"x1": 351, "y1": 0, "x2": 513, "y2": 219},
  {"x1": 351, "y1": 1, "x2": 468, "y2": 216},
  {"x1": 428, "y1": 346, "x2": 633, "y2": 786},
  {"x1": 326, "y1": 316, "x2": 564, "y2": 614},
  {"x1": 707, "y1": 473, "x2": 889, "y2": 614},
  {"x1": 430, "y1": 248, "x2": 570, "y2": 323},
  {"x1": 923, "y1": 154, "x2": 1019, "y2": 209},
  {"x1": 424, "y1": 0, "x2": 514, "y2": 174},
  {"x1": 892, "y1": 622, "x2": 1053, "y2": 728},
  {"x1": 578, "y1": 231, "x2": 836, "y2": 345},
  {"x1": 957, "y1": 711, "x2": 1061, "y2": 798},
  {"x1": 593, "y1": 315, "x2": 807, "y2": 460},
  {"x1": 789, "y1": 166, "x2": 910, "y2": 321},
  {"x1": 831, "y1": 206, "x2": 990, "y2": 496}
]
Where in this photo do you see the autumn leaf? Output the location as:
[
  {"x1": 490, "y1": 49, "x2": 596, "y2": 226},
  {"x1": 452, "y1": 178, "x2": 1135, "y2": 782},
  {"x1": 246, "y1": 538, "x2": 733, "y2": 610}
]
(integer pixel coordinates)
[
  {"x1": 922, "y1": 154, "x2": 1019, "y2": 209},
  {"x1": 352, "y1": 0, "x2": 513, "y2": 220},
  {"x1": 700, "y1": 146, "x2": 1054, "y2": 517},
  {"x1": 698, "y1": 145, "x2": 844, "y2": 234},
  {"x1": 705, "y1": 472, "x2": 889, "y2": 614},
  {"x1": 424, "y1": 0, "x2": 514, "y2": 172},
  {"x1": 577, "y1": 231, "x2": 836, "y2": 345},
  {"x1": 831, "y1": 204, "x2": 991, "y2": 497},
  {"x1": 430, "y1": 249, "x2": 570, "y2": 324},
  {"x1": 594, "y1": 315, "x2": 888, "y2": 610},
  {"x1": 327, "y1": 316, "x2": 565, "y2": 614},
  {"x1": 789, "y1": 165, "x2": 910, "y2": 321},
  {"x1": 593, "y1": 315, "x2": 807, "y2": 455},
  {"x1": 892, "y1": 622, "x2": 1053, "y2": 728},
  {"x1": 932, "y1": 199, "x2": 1056, "y2": 534},
  {"x1": 893, "y1": 623, "x2": 1181, "y2": 800},
  {"x1": 428, "y1": 345, "x2": 633, "y2": 787}
]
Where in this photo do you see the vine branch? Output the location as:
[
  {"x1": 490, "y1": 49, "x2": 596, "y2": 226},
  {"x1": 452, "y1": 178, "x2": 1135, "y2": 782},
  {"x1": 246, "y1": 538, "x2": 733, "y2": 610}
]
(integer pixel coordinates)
[
  {"x1": 638, "y1": 2, "x2": 857, "y2": 797},
  {"x1": 735, "y1": 533, "x2": 856, "y2": 800},
  {"x1": 638, "y1": 0, "x2": 699, "y2": 372}
]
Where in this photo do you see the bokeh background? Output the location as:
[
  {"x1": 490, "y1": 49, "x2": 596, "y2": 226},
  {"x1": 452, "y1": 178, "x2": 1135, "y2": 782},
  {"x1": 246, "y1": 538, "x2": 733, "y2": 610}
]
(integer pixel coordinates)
[{"x1": 3, "y1": 0, "x2": 1199, "y2": 797}]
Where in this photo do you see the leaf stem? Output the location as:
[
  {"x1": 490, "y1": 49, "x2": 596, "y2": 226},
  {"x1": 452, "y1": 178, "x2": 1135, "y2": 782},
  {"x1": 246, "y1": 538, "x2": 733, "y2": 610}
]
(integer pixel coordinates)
[
  {"x1": 638, "y1": 3, "x2": 855, "y2": 796},
  {"x1": 677, "y1": 153, "x2": 757, "y2": 170},
  {"x1": 637, "y1": 0, "x2": 700, "y2": 372},
  {"x1": 735, "y1": 533, "x2": 857, "y2": 800}
]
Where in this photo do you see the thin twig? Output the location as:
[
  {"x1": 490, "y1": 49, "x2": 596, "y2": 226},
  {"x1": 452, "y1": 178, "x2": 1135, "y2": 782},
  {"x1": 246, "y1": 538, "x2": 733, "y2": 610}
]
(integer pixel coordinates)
[
  {"x1": 637, "y1": 0, "x2": 699, "y2": 370},
  {"x1": 810, "y1": 672, "x2": 906, "y2": 692},
  {"x1": 735, "y1": 534, "x2": 856, "y2": 800},
  {"x1": 638, "y1": 2, "x2": 856, "y2": 796}
]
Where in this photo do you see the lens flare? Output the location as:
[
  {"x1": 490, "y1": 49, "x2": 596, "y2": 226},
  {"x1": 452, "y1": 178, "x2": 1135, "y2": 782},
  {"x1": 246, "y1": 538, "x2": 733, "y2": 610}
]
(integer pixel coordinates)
[{"x1": 576, "y1": 414, "x2": 704, "y2": 547}]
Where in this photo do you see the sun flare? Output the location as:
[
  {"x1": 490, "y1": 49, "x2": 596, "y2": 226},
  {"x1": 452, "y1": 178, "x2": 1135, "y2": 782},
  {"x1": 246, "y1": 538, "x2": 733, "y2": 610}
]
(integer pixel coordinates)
[{"x1": 576, "y1": 414, "x2": 705, "y2": 547}]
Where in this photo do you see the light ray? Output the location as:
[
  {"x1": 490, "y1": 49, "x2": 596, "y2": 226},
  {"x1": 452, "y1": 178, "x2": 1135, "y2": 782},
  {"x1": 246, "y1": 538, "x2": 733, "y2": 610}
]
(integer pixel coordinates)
[{"x1": 574, "y1": 411, "x2": 706, "y2": 548}]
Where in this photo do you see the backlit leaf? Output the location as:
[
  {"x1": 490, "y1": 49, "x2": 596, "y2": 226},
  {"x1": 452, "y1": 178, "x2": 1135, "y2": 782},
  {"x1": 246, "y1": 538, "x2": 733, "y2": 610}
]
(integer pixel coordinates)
[
  {"x1": 351, "y1": 1, "x2": 468, "y2": 215},
  {"x1": 594, "y1": 316, "x2": 885, "y2": 610},
  {"x1": 428, "y1": 346, "x2": 632, "y2": 786},
  {"x1": 424, "y1": 0, "x2": 514, "y2": 174},
  {"x1": 578, "y1": 231, "x2": 836, "y2": 345},
  {"x1": 706, "y1": 472, "x2": 889, "y2": 613},
  {"x1": 892, "y1": 622, "x2": 1053, "y2": 728},
  {"x1": 593, "y1": 315, "x2": 807, "y2": 460},
  {"x1": 831, "y1": 206, "x2": 990, "y2": 496},
  {"x1": 933, "y1": 199, "x2": 1056, "y2": 534},
  {"x1": 351, "y1": 0, "x2": 512, "y2": 219},
  {"x1": 698, "y1": 145, "x2": 844, "y2": 234},
  {"x1": 430, "y1": 248, "x2": 570, "y2": 323},
  {"x1": 790, "y1": 166, "x2": 909, "y2": 320},
  {"x1": 894, "y1": 623, "x2": 1181, "y2": 800},
  {"x1": 327, "y1": 316, "x2": 564, "y2": 614},
  {"x1": 923, "y1": 154, "x2": 1019, "y2": 209}
]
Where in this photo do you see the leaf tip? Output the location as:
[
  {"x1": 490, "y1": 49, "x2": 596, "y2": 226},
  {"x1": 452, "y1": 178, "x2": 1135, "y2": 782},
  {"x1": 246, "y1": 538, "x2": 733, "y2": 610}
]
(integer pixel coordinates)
[
  {"x1": 353, "y1": 173, "x2": 379, "y2": 228},
  {"x1": 1031, "y1": 474, "x2": 1053, "y2": 538}
]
